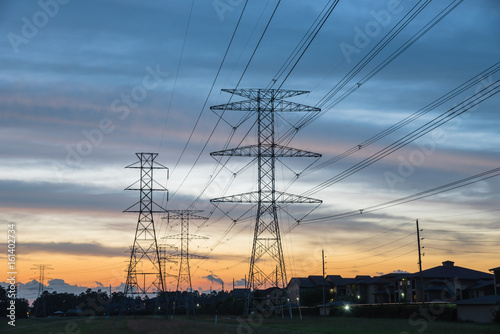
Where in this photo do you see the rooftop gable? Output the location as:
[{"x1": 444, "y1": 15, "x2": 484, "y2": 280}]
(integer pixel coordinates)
[
  {"x1": 410, "y1": 261, "x2": 493, "y2": 280},
  {"x1": 289, "y1": 277, "x2": 316, "y2": 288},
  {"x1": 308, "y1": 275, "x2": 329, "y2": 287}
]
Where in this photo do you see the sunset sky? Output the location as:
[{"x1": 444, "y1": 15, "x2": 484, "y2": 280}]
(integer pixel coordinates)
[{"x1": 1, "y1": 0, "x2": 499, "y2": 301}]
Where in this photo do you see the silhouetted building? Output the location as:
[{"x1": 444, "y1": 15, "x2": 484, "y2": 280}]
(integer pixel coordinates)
[
  {"x1": 395, "y1": 260, "x2": 493, "y2": 302},
  {"x1": 291, "y1": 260, "x2": 494, "y2": 305},
  {"x1": 490, "y1": 266, "x2": 500, "y2": 295},
  {"x1": 288, "y1": 276, "x2": 329, "y2": 306}
]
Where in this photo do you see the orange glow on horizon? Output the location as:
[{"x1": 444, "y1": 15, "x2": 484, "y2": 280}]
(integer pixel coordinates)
[{"x1": 9, "y1": 250, "x2": 496, "y2": 294}]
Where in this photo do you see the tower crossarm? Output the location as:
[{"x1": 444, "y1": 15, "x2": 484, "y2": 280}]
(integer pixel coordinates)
[
  {"x1": 211, "y1": 191, "x2": 322, "y2": 204},
  {"x1": 168, "y1": 253, "x2": 209, "y2": 260},
  {"x1": 124, "y1": 153, "x2": 169, "y2": 169},
  {"x1": 221, "y1": 88, "x2": 310, "y2": 100},
  {"x1": 164, "y1": 214, "x2": 207, "y2": 220},
  {"x1": 162, "y1": 234, "x2": 208, "y2": 240},
  {"x1": 211, "y1": 99, "x2": 321, "y2": 113},
  {"x1": 211, "y1": 144, "x2": 321, "y2": 158}
]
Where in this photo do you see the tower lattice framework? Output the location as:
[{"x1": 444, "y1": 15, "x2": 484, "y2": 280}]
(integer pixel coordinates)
[
  {"x1": 163, "y1": 210, "x2": 207, "y2": 314},
  {"x1": 124, "y1": 153, "x2": 168, "y2": 297},
  {"x1": 31, "y1": 264, "x2": 53, "y2": 298},
  {"x1": 210, "y1": 89, "x2": 322, "y2": 294},
  {"x1": 163, "y1": 210, "x2": 208, "y2": 293}
]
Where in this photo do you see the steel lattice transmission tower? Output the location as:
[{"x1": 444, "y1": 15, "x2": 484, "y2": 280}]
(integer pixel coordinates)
[
  {"x1": 210, "y1": 89, "x2": 322, "y2": 292},
  {"x1": 163, "y1": 210, "x2": 208, "y2": 293},
  {"x1": 31, "y1": 264, "x2": 53, "y2": 297},
  {"x1": 163, "y1": 210, "x2": 207, "y2": 315},
  {"x1": 158, "y1": 244, "x2": 177, "y2": 287},
  {"x1": 124, "y1": 153, "x2": 168, "y2": 298},
  {"x1": 31, "y1": 264, "x2": 53, "y2": 318}
]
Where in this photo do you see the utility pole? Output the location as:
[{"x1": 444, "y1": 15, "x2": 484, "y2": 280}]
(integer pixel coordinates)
[
  {"x1": 124, "y1": 153, "x2": 167, "y2": 302},
  {"x1": 416, "y1": 219, "x2": 425, "y2": 305},
  {"x1": 322, "y1": 249, "x2": 326, "y2": 316},
  {"x1": 163, "y1": 210, "x2": 208, "y2": 315},
  {"x1": 210, "y1": 89, "x2": 322, "y2": 315}
]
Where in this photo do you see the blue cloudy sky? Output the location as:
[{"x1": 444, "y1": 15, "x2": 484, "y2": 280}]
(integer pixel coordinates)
[{"x1": 0, "y1": 0, "x2": 499, "y2": 299}]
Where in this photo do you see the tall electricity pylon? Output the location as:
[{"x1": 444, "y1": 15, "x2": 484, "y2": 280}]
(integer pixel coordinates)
[
  {"x1": 124, "y1": 153, "x2": 168, "y2": 298},
  {"x1": 210, "y1": 89, "x2": 322, "y2": 307},
  {"x1": 158, "y1": 243, "x2": 177, "y2": 288},
  {"x1": 163, "y1": 210, "x2": 208, "y2": 314},
  {"x1": 31, "y1": 264, "x2": 53, "y2": 297},
  {"x1": 31, "y1": 264, "x2": 53, "y2": 317}
]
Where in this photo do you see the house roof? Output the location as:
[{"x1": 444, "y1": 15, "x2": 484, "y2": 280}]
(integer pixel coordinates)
[
  {"x1": 380, "y1": 272, "x2": 410, "y2": 279},
  {"x1": 489, "y1": 266, "x2": 500, "y2": 272},
  {"x1": 356, "y1": 277, "x2": 388, "y2": 285},
  {"x1": 326, "y1": 275, "x2": 373, "y2": 286},
  {"x1": 408, "y1": 261, "x2": 493, "y2": 280},
  {"x1": 289, "y1": 277, "x2": 316, "y2": 288},
  {"x1": 308, "y1": 275, "x2": 329, "y2": 287},
  {"x1": 326, "y1": 275, "x2": 344, "y2": 285}
]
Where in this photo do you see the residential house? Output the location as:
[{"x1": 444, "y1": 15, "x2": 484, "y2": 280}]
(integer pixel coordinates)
[
  {"x1": 355, "y1": 276, "x2": 393, "y2": 304},
  {"x1": 397, "y1": 260, "x2": 493, "y2": 303},
  {"x1": 490, "y1": 266, "x2": 500, "y2": 295},
  {"x1": 325, "y1": 275, "x2": 363, "y2": 300},
  {"x1": 288, "y1": 275, "x2": 329, "y2": 306}
]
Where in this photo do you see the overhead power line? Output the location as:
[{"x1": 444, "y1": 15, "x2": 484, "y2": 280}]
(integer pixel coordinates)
[
  {"x1": 187, "y1": 0, "x2": 340, "y2": 212},
  {"x1": 277, "y1": 0, "x2": 464, "y2": 146},
  {"x1": 300, "y1": 79, "x2": 500, "y2": 198},
  {"x1": 301, "y1": 62, "x2": 500, "y2": 176},
  {"x1": 158, "y1": 0, "x2": 195, "y2": 154},
  {"x1": 169, "y1": 0, "x2": 281, "y2": 203},
  {"x1": 166, "y1": 0, "x2": 249, "y2": 200},
  {"x1": 269, "y1": 0, "x2": 340, "y2": 90},
  {"x1": 302, "y1": 166, "x2": 500, "y2": 224}
]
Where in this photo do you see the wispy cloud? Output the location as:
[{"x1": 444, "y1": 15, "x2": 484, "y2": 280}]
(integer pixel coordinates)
[{"x1": 20, "y1": 242, "x2": 125, "y2": 257}]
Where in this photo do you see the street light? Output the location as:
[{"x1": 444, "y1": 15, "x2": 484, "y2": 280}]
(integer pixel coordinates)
[{"x1": 297, "y1": 297, "x2": 302, "y2": 320}]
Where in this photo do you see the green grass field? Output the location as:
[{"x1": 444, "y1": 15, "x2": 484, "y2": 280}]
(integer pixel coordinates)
[{"x1": 1, "y1": 316, "x2": 498, "y2": 334}]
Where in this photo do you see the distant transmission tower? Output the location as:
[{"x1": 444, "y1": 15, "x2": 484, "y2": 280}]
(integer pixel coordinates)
[
  {"x1": 31, "y1": 264, "x2": 53, "y2": 317},
  {"x1": 158, "y1": 243, "x2": 177, "y2": 288},
  {"x1": 163, "y1": 210, "x2": 208, "y2": 292},
  {"x1": 210, "y1": 89, "x2": 322, "y2": 311},
  {"x1": 124, "y1": 153, "x2": 168, "y2": 298},
  {"x1": 31, "y1": 264, "x2": 53, "y2": 297},
  {"x1": 163, "y1": 210, "x2": 208, "y2": 314}
]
